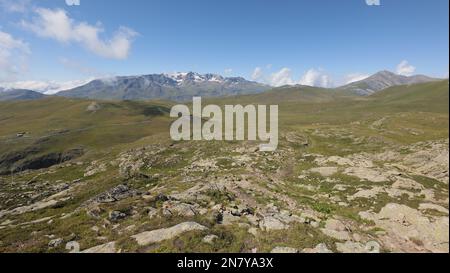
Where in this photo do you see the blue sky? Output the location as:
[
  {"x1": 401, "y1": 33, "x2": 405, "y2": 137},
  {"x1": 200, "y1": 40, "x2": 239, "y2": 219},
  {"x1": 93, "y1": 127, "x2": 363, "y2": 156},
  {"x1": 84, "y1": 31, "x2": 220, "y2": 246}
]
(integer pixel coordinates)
[{"x1": 0, "y1": 0, "x2": 448, "y2": 92}]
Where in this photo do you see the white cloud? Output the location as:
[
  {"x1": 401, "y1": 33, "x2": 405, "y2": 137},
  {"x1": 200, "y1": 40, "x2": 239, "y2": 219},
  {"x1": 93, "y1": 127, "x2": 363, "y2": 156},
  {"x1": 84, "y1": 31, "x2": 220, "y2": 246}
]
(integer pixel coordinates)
[
  {"x1": 299, "y1": 69, "x2": 332, "y2": 88},
  {"x1": 0, "y1": 30, "x2": 30, "y2": 81},
  {"x1": 396, "y1": 60, "x2": 416, "y2": 76},
  {"x1": 344, "y1": 73, "x2": 370, "y2": 84},
  {"x1": 269, "y1": 68, "x2": 295, "y2": 87},
  {"x1": 21, "y1": 8, "x2": 138, "y2": 60},
  {"x1": 251, "y1": 66, "x2": 335, "y2": 87},
  {"x1": 0, "y1": 78, "x2": 92, "y2": 94},
  {"x1": 0, "y1": 30, "x2": 30, "y2": 53},
  {"x1": 252, "y1": 66, "x2": 296, "y2": 86},
  {"x1": 251, "y1": 67, "x2": 264, "y2": 81}
]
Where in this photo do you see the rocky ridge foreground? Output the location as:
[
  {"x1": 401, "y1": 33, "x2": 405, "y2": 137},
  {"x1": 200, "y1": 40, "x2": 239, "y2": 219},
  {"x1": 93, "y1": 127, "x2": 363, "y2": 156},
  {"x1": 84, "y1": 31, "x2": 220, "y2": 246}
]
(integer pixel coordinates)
[{"x1": 0, "y1": 130, "x2": 448, "y2": 253}]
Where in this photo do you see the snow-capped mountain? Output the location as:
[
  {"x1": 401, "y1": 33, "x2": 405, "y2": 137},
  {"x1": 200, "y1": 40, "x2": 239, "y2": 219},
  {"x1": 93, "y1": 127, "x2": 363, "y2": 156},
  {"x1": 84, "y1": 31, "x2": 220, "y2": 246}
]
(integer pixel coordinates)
[
  {"x1": 57, "y1": 72, "x2": 270, "y2": 101},
  {"x1": 165, "y1": 72, "x2": 225, "y2": 84}
]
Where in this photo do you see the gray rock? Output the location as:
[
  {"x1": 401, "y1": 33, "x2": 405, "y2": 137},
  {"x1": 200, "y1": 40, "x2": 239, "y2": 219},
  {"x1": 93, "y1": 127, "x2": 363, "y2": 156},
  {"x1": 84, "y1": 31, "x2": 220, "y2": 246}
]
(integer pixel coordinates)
[
  {"x1": 95, "y1": 184, "x2": 133, "y2": 203},
  {"x1": 131, "y1": 222, "x2": 208, "y2": 246},
  {"x1": 81, "y1": 242, "x2": 117, "y2": 253},
  {"x1": 162, "y1": 201, "x2": 198, "y2": 217},
  {"x1": 259, "y1": 216, "x2": 288, "y2": 231},
  {"x1": 109, "y1": 211, "x2": 127, "y2": 222},
  {"x1": 48, "y1": 238, "x2": 64, "y2": 248},
  {"x1": 302, "y1": 243, "x2": 333, "y2": 253}
]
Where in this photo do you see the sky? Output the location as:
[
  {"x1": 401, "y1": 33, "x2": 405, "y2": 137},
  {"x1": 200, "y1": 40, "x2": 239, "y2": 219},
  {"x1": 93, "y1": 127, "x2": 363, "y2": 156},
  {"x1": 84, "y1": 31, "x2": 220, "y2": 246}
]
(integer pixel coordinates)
[{"x1": 0, "y1": 0, "x2": 448, "y2": 93}]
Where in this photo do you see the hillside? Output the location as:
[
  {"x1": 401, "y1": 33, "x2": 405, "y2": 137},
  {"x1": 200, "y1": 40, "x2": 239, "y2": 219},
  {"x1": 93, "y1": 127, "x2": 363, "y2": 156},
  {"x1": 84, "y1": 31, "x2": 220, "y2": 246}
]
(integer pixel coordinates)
[
  {"x1": 0, "y1": 98, "x2": 172, "y2": 174},
  {"x1": 368, "y1": 80, "x2": 449, "y2": 112}
]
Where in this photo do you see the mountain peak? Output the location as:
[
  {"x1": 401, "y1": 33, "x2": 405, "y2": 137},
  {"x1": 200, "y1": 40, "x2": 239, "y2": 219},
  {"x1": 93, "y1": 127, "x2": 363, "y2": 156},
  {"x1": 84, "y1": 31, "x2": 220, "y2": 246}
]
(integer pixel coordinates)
[{"x1": 340, "y1": 70, "x2": 439, "y2": 96}]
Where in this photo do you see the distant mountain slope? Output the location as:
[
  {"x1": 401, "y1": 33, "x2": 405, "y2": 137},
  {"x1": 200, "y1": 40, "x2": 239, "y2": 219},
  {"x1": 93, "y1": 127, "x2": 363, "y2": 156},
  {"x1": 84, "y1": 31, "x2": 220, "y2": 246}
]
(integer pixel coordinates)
[
  {"x1": 367, "y1": 79, "x2": 449, "y2": 113},
  {"x1": 206, "y1": 84, "x2": 360, "y2": 105},
  {"x1": 0, "y1": 89, "x2": 46, "y2": 101},
  {"x1": 57, "y1": 72, "x2": 270, "y2": 101},
  {"x1": 339, "y1": 71, "x2": 439, "y2": 95}
]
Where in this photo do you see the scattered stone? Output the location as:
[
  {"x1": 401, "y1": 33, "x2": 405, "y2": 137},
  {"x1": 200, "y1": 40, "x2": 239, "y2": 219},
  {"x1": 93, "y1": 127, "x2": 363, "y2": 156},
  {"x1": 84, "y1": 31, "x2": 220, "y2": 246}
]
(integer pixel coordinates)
[{"x1": 131, "y1": 222, "x2": 208, "y2": 246}]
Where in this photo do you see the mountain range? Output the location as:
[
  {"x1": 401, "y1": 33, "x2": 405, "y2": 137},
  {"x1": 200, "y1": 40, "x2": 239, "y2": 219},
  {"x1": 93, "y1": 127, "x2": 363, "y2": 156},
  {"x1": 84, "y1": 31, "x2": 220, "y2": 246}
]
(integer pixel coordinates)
[
  {"x1": 56, "y1": 72, "x2": 270, "y2": 101},
  {"x1": 0, "y1": 71, "x2": 442, "y2": 102}
]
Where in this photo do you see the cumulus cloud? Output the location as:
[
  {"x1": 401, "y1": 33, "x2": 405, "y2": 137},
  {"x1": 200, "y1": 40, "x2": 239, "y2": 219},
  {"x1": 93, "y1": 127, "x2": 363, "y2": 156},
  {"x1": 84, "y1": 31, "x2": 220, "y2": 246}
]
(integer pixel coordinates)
[
  {"x1": 251, "y1": 67, "x2": 264, "y2": 81},
  {"x1": 344, "y1": 73, "x2": 370, "y2": 84},
  {"x1": 251, "y1": 66, "x2": 296, "y2": 87},
  {"x1": 21, "y1": 8, "x2": 138, "y2": 60},
  {"x1": 251, "y1": 66, "x2": 336, "y2": 87},
  {"x1": 0, "y1": 78, "x2": 92, "y2": 94},
  {"x1": 396, "y1": 60, "x2": 416, "y2": 76},
  {"x1": 0, "y1": 30, "x2": 30, "y2": 81},
  {"x1": 268, "y1": 68, "x2": 295, "y2": 87},
  {"x1": 299, "y1": 69, "x2": 332, "y2": 88}
]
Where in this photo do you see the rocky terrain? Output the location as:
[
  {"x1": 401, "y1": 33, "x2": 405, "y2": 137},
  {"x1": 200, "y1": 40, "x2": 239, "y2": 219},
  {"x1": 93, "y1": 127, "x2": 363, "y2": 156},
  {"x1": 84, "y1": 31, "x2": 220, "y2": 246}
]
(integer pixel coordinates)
[
  {"x1": 0, "y1": 80, "x2": 448, "y2": 253},
  {"x1": 0, "y1": 132, "x2": 447, "y2": 253}
]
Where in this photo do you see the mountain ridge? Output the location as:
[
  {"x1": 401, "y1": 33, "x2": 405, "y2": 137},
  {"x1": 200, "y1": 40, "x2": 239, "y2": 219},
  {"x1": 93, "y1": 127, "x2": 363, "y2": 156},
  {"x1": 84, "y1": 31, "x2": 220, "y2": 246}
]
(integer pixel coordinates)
[
  {"x1": 339, "y1": 70, "x2": 440, "y2": 95},
  {"x1": 56, "y1": 72, "x2": 271, "y2": 101},
  {"x1": 0, "y1": 89, "x2": 47, "y2": 101},
  {"x1": 1, "y1": 70, "x2": 442, "y2": 102}
]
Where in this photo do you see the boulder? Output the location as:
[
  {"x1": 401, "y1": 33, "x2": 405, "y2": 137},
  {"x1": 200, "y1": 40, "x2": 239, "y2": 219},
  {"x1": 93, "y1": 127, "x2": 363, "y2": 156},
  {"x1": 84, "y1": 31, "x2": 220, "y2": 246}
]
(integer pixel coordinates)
[
  {"x1": 81, "y1": 242, "x2": 117, "y2": 253},
  {"x1": 131, "y1": 222, "x2": 208, "y2": 246}
]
